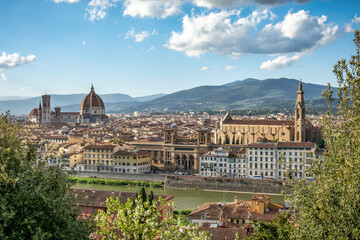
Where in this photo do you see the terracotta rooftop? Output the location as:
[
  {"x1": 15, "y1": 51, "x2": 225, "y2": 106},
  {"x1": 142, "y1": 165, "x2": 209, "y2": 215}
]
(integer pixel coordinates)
[
  {"x1": 223, "y1": 119, "x2": 295, "y2": 126},
  {"x1": 114, "y1": 150, "x2": 150, "y2": 156},
  {"x1": 84, "y1": 144, "x2": 117, "y2": 150}
]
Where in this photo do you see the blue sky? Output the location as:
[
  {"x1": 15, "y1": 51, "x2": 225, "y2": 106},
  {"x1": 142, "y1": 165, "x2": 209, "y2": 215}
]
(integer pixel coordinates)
[{"x1": 0, "y1": 0, "x2": 359, "y2": 97}]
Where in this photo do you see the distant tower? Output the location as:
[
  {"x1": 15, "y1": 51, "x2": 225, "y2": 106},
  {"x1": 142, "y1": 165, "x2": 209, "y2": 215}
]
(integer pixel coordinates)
[
  {"x1": 295, "y1": 79, "x2": 306, "y2": 142},
  {"x1": 38, "y1": 101, "x2": 42, "y2": 124},
  {"x1": 55, "y1": 107, "x2": 61, "y2": 124},
  {"x1": 42, "y1": 94, "x2": 51, "y2": 124}
]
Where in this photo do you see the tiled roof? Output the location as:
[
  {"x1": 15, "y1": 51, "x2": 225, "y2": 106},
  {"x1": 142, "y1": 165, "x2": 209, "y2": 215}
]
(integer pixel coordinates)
[
  {"x1": 84, "y1": 144, "x2": 117, "y2": 150},
  {"x1": 114, "y1": 150, "x2": 150, "y2": 156},
  {"x1": 224, "y1": 119, "x2": 295, "y2": 126}
]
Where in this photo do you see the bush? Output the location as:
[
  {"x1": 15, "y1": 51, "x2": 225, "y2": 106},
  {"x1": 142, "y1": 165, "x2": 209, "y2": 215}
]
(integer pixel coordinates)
[{"x1": 69, "y1": 177, "x2": 164, "y2": 188}]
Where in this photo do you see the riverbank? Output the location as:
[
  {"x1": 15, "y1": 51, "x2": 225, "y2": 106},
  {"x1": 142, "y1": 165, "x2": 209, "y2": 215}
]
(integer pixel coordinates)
[
  {"x1": 72, "y1": 183, "x2": 284, "y2": 210},
  {"x1": 68, "y1": 171, "x2": 286, "y2": 194}
]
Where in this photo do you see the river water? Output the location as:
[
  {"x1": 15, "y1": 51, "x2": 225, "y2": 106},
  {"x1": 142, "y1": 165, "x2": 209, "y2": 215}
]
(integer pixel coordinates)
[{"x1": 73, "y1": 183, "x2": 284, "y2": 210}]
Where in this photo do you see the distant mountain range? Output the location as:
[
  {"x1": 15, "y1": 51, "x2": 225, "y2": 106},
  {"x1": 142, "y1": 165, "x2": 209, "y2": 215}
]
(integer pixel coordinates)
[
  {"x1": 0, "y1": 93, "x2": 166, "y2": 114},
  {"x1": 0, "y1": 78, "x2": 337, "y2": 115},
  {"x1": 119, "y1": 78, "x2": 337, "y2": 113}
]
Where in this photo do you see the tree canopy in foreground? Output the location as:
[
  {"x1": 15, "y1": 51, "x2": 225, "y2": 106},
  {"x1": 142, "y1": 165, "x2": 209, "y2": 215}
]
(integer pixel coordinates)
[
  {"x1": 254, "y1": 29, "x2": 360, "y2": 240},
  {"x1": 0, "y1": 113, "x2": 92, "y2": 239}
]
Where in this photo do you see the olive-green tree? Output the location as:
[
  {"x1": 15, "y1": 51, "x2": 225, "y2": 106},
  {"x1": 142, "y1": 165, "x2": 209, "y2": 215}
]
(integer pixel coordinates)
[
  {"x1": 287, "y1": 29, "x2": 360, "y2": 239},
  {"x1": 95, "y1": 193, "x2": 211, "y2": 240},
  {"x1": 0, "y1": 113, "x2": 92, "y2": 240},
  {"x1": 250, "y1": 212, "x2": 295, "y2": 240}
]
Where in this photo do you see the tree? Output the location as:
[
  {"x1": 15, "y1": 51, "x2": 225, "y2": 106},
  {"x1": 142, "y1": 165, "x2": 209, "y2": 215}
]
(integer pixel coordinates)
[
  {"x1": 252, "y1": 30, "x2": 360, "y2": 240},
  {"x1": 0, "y1": 113, "x2": 92, "y2": 239},
  {"x1": 286, "y1": 30, "x2": 360, "y2": 239},
  {"x1": 250, "y1": 212, "x2": 295, "y2": 240},
  {"x1": 139, "y1": 187, "x2": 147, "y2": 204},
  {"x1": 95, "y1": 191, "x2": 211, "y2": 240}
]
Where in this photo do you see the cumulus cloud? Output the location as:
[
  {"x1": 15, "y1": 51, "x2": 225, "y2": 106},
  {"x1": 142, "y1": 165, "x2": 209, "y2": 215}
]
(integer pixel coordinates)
[
  {"x1": 125, "y1": 27, "x2": 157, "y2": 42},
  {"x1": 0, "y1": 52, "x2": 37, "y2": 69},
  {"x1": 260, "y1": 54, "x2": 301, "y2": 70},
  {"x1": 53, "y1": 0, "x2": 80, "y2": 2},
  {"x1": 345, "y1": 14, "x2": 360, "y2": 33},
  {"x1": 122, "y1": 0, "x2": 311, "y2": 19},
  {"x1": 86, "y1": 0, "x2": 119, "y2": 21},
  {"x1": 193, "y1": 0, "x2": 310, "y2": 9},
  {"x1": 166, "y1": 9, "x2": 340, "y2": 69},
  {"x1": 201, "y1": 66, "x2": 209, "y2": 70},
  {"x1": 0, "y1": 72, "x2": 7, "y2": 81},
  {"x1": 123, "y1": 0, "x2": 184, "y2": 18}
]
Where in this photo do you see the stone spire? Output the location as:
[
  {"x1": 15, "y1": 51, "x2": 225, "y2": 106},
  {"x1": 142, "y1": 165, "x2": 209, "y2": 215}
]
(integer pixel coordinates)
[
  {"x1": 295, "y1": 79, "x2": 306, "y2": 142},
  {"x1": 90, "y1": 83, "x2": 94, "y2": 93}
]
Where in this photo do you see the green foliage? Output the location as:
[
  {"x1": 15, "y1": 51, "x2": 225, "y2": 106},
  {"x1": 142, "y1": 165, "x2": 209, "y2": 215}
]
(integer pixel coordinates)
[
  {"x1": 0, "y1": 113, "x2": 92, "y2": 240},
  {"x1": 95, "y1": 190, "x2": 210, "y2": 240},
  {"x1": 251, "y1": 212, "x2": 295, "y2": 240},
  {"x1": 139, "y1": 187, "x2": 147, "y2": 203},
  {"x1": 316, "y1": 139, "x2": 325, "y2": 149},
  {"x1": 286, "y1": 30, "x2": 360, "y2": 239},
  {"x1": 69, "y1": 176, "x2": 164, "y2": 188}
]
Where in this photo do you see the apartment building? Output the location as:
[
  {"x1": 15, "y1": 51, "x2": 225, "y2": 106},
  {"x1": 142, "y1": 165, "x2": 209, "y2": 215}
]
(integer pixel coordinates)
[
  {"x1": 200, "y1": 148, "x2": 247, "y2": 178},
  {"x1": 83, "y1": 144, "x2": 118, "y2": 172},
  {"x1": 246, "y1": 142, "x2": 322, "y2": 180},
  {"x1": 113, "y1": 150, "x2": 151, "y2": 174}
]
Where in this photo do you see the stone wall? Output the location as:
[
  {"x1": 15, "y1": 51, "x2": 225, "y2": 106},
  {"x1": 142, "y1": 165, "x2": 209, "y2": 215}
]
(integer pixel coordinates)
[
  {"x1": 165, "y1": 175, "x2": 286, "y2": 194},
  {"x1": 69, "y1": 171, "x2": 286, "y2": 194}
]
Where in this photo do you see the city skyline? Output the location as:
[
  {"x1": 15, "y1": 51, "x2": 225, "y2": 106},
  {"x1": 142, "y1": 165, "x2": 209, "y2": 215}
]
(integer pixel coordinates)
[{"x1": 0, "y1": 0, "x2": 359, "y2": 97}]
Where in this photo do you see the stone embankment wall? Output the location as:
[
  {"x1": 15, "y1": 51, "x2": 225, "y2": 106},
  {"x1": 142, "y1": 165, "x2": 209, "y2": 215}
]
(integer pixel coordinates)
[
  {"x1": 68, "y1": 171, "x2": 166, "y2": 182},
  {"x1": 165, "y1": 175, "x2": 286, "y2": 194},
  {"x1": 68, "y1": 171, "x2": 286, "y2": 194}
]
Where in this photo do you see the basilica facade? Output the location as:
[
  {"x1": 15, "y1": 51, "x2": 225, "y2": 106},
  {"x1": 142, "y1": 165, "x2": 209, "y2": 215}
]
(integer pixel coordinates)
[{"x1": 215, "y1": 80, "x2": 321, "y2": 145}]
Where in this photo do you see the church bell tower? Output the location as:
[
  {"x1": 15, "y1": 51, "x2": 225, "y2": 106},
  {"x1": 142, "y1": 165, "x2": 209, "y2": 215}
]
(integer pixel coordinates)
[{"x1": 295, "y1": 79, "x2": 306, "y2": 142}]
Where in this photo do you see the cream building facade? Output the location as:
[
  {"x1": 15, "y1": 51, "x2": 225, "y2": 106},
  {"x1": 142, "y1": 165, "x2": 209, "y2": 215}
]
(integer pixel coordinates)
[{"x1": 215, "y1": 80, "x2": 321, "y2": 145}]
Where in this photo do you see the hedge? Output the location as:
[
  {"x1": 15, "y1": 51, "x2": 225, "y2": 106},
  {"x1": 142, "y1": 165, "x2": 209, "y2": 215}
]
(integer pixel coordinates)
[{"x1": 68, "y1": 177, "x2": 163, "y2": 188}]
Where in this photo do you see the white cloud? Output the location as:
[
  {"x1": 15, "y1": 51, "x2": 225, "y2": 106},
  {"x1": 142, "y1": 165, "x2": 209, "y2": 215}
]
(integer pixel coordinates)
[
  {"x1": 201, "y1": 66, "x2": 209, "y2": 70},
  {"x1": 353, "y1": 14, "x2": 360, "y2": 24},
  {"x1": 0, "y1": 72, "x2": 7, "y2": 81},
  {"x1": 0, "y1": 52, "x2": 37, "y2": 69},
  {"x1": 166, "y1": 10, "x2": 340, "y2": 69},
  {"x1": 125, "y1": 27, "x2": 157, "y2": 42},
  {"x1": 53, "y1": 0, "x2": 80, "y2": 2},
  {"x1": 86, "y1": 0, "x2": 119, "y2": 21},
  {"x1": 225, "y1": 65, "x2": 235, "y2": 70},
  {"x1": 260, "y1": 54, "x2": 301, "y2": 70},
  {"x1": 123, "y1": 0, "x2": 184, "y2": 18},
  {"x1": 82, "y1": 41, "x2": 87, "y2": 45},
  {"x1": 122, "y1": 0, "x2": 310, "y2": 19},
  {"x1": 192, "y1": 0, "x2": 310, "y2": 9},
  {"x1": 148, "y1": 46, "x2": 155, "y2": 51}
]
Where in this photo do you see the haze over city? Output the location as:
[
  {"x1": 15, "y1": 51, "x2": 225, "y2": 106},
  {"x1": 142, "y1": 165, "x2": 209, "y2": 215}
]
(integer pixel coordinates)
[{"x1": 0, "y1": 0, "x2": 359, "y2": 97}]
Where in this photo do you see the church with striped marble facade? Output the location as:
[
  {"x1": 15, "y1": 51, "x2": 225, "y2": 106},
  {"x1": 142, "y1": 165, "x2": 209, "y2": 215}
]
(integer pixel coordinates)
[{"x1": 215, "y1": 80, "x2": 322, "y2": 145}]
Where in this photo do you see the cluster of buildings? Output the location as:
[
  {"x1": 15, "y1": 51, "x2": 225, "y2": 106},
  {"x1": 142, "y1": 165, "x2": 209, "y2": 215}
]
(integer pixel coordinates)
[
  {"x1": 29, "y1": 84, "x2": 108, "y2": 124},
  {"x1": 24, "y1": 80, "x2": 324, "y2": 181}
]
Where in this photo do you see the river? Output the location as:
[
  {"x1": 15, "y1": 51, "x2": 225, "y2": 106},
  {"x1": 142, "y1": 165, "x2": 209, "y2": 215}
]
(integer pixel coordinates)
[{"x1": 73, "y1": 183, "x2": 284, "y2": 210}]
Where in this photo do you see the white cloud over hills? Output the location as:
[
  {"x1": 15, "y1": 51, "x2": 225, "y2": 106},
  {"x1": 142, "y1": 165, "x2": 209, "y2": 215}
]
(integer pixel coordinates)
[{"x1": 165, "y1": 10, "x2": 340, "y2": 69}]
